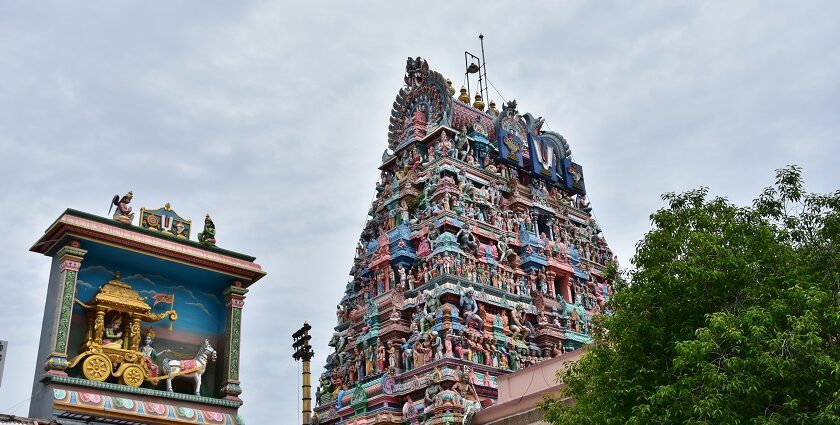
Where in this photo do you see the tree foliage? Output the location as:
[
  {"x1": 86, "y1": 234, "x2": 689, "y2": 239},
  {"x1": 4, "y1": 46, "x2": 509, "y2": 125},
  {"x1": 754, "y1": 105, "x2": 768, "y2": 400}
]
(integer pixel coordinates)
[{"x1": 542, "y1": 166, "x2": 840, "y2": 424}]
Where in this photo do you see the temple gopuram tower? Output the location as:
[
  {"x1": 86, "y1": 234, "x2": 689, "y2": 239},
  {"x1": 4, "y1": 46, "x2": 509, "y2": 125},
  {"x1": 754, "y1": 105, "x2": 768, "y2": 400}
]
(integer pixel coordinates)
[
  {"x1": 313, "y1": 57, "x2": 615, "y2": 424},
  {"x1": 28, "y1": 199, "x2": 265, "y2": 424}
]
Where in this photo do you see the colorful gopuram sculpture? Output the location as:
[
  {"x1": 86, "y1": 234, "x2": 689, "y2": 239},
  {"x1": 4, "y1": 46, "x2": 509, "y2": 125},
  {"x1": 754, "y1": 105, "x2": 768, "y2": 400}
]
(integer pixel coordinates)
[
  {"x1": 28, "y1": 199, "x2": 265, "y2": 424},
  {"x1": 313, "y1": 57, "x2": 616, "y2": 424}
]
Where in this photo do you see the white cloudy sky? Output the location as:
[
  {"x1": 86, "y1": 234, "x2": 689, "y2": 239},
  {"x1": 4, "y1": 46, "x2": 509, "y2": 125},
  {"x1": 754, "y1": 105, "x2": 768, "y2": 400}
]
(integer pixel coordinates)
[{"x1": 1, "y1": 1, "x2": 838, "y2": 422}]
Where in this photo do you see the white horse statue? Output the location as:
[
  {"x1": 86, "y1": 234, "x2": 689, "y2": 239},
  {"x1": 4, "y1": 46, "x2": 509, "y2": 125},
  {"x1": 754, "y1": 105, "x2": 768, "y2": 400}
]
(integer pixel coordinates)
[{"x1": 162, "y1": 338, "x2": 217, "y2": 396}]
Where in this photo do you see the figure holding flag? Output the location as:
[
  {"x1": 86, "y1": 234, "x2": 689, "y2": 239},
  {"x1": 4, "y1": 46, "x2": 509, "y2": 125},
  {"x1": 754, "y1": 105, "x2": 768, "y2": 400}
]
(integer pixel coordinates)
[{"x1": 152, "y1": 293, "x2": 176, "y2": 330}]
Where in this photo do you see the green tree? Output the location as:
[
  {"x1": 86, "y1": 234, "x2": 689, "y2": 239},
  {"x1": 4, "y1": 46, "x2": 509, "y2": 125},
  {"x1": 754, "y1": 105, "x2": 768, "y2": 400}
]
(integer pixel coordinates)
[{"x1": 542, "y1": 166, "x2": 840, "y2": 424}]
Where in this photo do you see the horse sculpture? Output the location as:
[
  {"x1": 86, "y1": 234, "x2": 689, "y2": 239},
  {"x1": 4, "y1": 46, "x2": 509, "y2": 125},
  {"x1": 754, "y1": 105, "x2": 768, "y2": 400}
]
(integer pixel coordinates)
[{"x1": 162, "y1": 339, "x2": 217, "y2": 396}]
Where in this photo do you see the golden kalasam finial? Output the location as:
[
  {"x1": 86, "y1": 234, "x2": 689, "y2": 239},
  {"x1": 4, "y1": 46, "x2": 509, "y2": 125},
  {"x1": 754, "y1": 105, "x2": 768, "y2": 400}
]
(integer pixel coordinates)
[
  {"x1": 458, "y1": 86, "x2": 470, "y2": 103},
  {"x1": 446, "y1": 79, "x2": 456, "y2": 97},
  {"x1": 473, "y1": 92, "x2": 485, "y2": 110}
]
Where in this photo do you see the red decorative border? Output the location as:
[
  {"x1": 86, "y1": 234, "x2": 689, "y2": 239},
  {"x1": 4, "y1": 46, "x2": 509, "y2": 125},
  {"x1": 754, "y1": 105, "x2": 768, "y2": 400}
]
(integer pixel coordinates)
[{"x1": 35, "y1": 213, "x2": 265, "y2": 283}]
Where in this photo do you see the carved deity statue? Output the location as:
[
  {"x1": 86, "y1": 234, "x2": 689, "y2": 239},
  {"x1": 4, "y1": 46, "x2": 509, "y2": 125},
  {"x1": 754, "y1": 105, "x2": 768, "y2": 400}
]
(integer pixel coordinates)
[
  {"x1": 460, "y1": 288, "x2": 483, "y2": 329},
  {"x1": 455, "y1": 222, "x2": 478, "y2": 252},
  {"x1": 510, "y1": 305, "x2": 530, "y2": 341},
  {"x1": 102, "y1": 314, "x2": 123, "y2": 348},
  {"x1": 109, "y1": 191, "x2": 134, "y2": 224},
  {"x1": 140, "y1": 329, "x2": 170, "y2": 377},
  {"x1": 197, "y1": 214, "x2": 217, "y2": 246},
  {"x1": 424, "y1": 374, "x2": 443, "y2": 413},
  {"x1": 452, "y1": 367, "x2": 474, "y2": 400},
  {"x1": 403, "y1": 395, "x2": 418, "y2": 420},
  {"x1": 398, "y1": 265, "x2": 407, "y2": 289},
  {"x1": 453, "y1": 128, "x2": 470, "y2": 161},
  {"x1": 88, "y1": 311, "x2": 105, "y2": 344}
]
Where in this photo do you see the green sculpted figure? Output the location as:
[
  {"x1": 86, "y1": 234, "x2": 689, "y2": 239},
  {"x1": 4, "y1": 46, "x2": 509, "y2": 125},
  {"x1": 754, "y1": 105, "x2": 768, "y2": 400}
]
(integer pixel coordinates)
[{"x1": 198, "y1": 214, "x2": 216, "y2": 246}]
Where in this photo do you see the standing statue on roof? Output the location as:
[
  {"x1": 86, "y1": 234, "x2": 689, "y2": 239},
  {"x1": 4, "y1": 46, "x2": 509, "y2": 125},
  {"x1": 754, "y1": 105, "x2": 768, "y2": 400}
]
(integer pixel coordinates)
[
  {"x1": 109, "y1": 191, "x2": 134, "y2": 224},
  {"x1": 198, "y1": 214, "x2": 217, "y2": 246}
]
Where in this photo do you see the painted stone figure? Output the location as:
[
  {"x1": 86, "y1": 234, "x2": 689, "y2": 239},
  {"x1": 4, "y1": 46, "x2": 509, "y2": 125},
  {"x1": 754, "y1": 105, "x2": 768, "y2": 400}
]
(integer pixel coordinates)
[
  {"x1": 140, "y1": 329, "x2": 169, "y2": 378},
  {"x1": 456, "y1": 222, "x2": 478, "y2": 251},
  {"x1": 162, "y1": 339, "x2": 217, "y2": 396},
  {"x1": 197, "y1": 214, "x2": 217, "y2": 246},
  {"x1": 460, "y1": 288, "x2": 483, "y2": 329},
  {"x1": 102, "y1": 315, "x2": 123, "y2": 348},
  {"x1": 109, "y1": 191, "x2": 134, "y2": 224}
]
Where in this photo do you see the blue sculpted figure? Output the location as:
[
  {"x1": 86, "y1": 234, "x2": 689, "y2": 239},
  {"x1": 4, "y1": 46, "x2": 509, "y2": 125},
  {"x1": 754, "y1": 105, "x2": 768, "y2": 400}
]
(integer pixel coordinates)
[
  {"x1": 460, "y1": 287, "x2": 483, "y2": 329},
  {"x1": 402, "y1": 338, "x2": 413, "y2": 371}
]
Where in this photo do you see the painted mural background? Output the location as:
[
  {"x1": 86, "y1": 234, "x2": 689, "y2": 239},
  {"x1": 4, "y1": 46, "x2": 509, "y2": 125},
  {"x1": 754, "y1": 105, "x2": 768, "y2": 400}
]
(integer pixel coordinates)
[{"x1": 66, "y1": 242, "x2": 230, "y2": 396}]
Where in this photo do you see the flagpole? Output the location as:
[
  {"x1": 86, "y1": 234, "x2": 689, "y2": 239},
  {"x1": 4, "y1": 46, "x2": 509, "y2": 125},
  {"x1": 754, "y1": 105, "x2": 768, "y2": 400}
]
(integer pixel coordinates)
[{"x1": 169, "y1": 293, "x2": 175, "y2": 331}]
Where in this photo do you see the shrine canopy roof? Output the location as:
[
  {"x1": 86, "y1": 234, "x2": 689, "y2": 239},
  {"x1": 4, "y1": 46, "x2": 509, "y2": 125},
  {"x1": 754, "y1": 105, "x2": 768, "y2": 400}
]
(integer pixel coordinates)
[{"x1": 30, "y1": 209, "x2": 266, "y2": 287}]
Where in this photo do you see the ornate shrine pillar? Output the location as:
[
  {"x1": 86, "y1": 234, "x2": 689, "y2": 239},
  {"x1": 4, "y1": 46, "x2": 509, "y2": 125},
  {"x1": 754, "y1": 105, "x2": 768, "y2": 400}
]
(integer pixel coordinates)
[
  {"x1": 384, "y1": 265, "x2": 392, "y2": 293},
  {"x1": 412, "y1": 105, "x2": 427, "y2": 140},
  {"x1": 546, "y1": 216, "x2": 555, "y2": 240},
  {"x1": 219, "y1": 282, "x2": 248, "y2": 401},
  {"x1": 45, "y1": 242, "x2": 87, "y2": 376},
  {"x1": 546, "y1": 270, "x2": 557, "y2": 298},
  {"x1": 560, "y1": 273, "x2": 572, "y2": 303},
  {"x1": 372, "y1": 264, "x2": 391, "y2": 296},
  {"x1": 531, "y1": 211, "x2": 540, "y2": 234}
]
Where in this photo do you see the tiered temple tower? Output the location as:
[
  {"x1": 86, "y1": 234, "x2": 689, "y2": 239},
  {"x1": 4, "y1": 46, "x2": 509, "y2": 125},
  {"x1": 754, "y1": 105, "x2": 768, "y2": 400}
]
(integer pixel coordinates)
[
  {"x1": 313, "y1": 58, "x2": 615, "y2": 424},
  {"x1": 28, "y1": 200, "x2": 265, "y2": 424}
]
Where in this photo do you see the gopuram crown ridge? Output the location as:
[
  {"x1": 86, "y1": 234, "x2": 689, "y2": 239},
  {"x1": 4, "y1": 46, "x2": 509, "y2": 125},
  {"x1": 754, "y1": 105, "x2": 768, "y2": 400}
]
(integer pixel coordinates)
[{"x1": 316, "y1": 57, "x2": 615, "y2": 425}]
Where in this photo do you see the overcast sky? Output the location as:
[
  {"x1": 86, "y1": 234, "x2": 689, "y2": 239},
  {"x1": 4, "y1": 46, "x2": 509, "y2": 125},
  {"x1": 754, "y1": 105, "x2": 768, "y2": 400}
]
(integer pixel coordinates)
[{"x1": 1, "y1": 1, "x2": 838, "y2": 422}]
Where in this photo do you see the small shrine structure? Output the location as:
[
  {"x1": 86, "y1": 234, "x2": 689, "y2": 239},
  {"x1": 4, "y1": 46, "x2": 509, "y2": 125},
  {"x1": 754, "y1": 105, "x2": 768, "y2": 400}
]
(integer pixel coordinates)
[
  {"x1": 28, "y1": 200, "x2": 265, "y2": 424},
  {"x1": 312, "y1": 57, "x2": 616, "y2": 425}
]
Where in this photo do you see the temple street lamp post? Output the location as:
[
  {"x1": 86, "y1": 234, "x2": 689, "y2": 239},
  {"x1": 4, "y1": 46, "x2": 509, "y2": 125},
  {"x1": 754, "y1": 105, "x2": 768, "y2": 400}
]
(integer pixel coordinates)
[{"x1": 292, "y1": 322, "x2": 314, "y2": 425}]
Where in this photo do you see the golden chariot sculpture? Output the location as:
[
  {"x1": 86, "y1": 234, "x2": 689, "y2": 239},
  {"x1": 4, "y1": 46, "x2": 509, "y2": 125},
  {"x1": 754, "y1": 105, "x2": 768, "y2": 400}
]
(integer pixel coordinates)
[{"x1": 68, "y1": 272, "x2": 178, "y2": 387}]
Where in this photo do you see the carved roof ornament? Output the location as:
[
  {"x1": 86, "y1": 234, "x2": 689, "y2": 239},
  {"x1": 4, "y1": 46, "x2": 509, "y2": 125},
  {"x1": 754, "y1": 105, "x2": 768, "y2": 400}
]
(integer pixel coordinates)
[
  {"x1": 139, "y1": 204, "x2": 192, "y2": 239},
  {"x1": 387, "y1": 57, "x2": 454, "y2": 150},
  {"x1": 502, "y1": 100, "x2": 518, "y2": 117},
  {"x1": 86, "y1": 271, "x2": 151, "y2": 314},
  {"x1": 472, "y1": 92, "x2": 485, "y2": 110},
  {"x1": 404, "y1": 56, "x2": 429, "y2": 88},
  {"x1": 73, "y1": 272, "x2": 178, "y2": 324},
  {"x1": 458, "y1": 86, "x2": 470, "y2": 103}
]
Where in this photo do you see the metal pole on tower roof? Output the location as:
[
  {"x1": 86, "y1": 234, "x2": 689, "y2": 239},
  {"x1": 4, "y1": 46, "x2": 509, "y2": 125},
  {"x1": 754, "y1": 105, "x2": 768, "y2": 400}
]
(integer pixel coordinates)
[
  {"x1": 479, "y1": 34, "x2": 489, "y2": 107},
  {"x1": 464, "y1": 51, "x2": 472, "y2": 101}
]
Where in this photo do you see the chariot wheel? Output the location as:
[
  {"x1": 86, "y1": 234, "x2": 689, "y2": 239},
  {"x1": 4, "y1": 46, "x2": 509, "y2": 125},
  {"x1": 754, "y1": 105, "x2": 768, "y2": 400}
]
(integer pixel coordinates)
[
  {"x1": 120, "y1": 364, "x2": 145, "y2": 387},
  {"x1": 82, "y1": 354, "x2": 112, "y2": 382}
]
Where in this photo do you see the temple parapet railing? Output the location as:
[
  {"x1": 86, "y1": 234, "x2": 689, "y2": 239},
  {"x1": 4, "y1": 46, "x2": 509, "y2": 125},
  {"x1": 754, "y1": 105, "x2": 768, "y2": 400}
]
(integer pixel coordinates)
[
  {"x1": 316, "y1": 358, "x2": 501, "y2": 420},
  {"x1": 47, "y1": 375, "x2": 242, "y2": 408},
  {"x1": 403, "y1": 275, "x2": 535, "y2": 313},
  {"x1": 336, "y1": 266, "x2": 590, "y2": 330}
]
